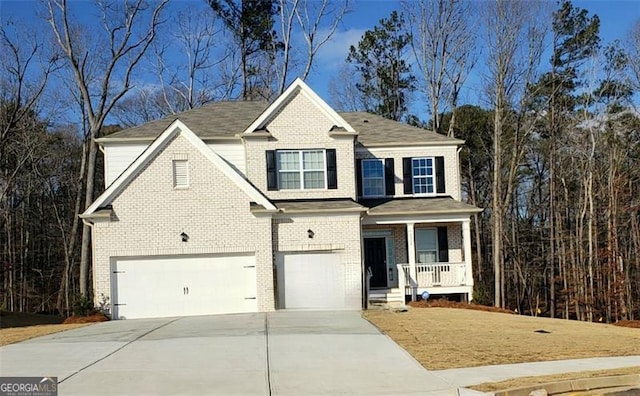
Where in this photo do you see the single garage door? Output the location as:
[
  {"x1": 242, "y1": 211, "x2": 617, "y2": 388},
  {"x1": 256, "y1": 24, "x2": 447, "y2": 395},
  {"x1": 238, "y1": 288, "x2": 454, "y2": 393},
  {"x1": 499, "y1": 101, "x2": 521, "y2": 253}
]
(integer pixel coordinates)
[
  {"x1": 112, "y1": 254, "x2": 257, "y2": 319},
  {"x1": 277, "y1": 252, "x2": 346, "y2": 309}
]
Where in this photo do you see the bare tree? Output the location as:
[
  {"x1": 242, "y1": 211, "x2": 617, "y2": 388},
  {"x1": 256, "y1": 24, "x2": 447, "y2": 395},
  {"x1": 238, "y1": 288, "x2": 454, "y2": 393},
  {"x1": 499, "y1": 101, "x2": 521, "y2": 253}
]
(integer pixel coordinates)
[
  {"x1": 0, "y1": 22, "x2": 58, "y2": 200},
  {"x1": 626, "y1": 20, "x2": 640, "y2": 103},
  {"x1": 403, "y1": 0, "x2": 477, "y2": 136},
  {"x1": 275, "y1": 0, "x2": 350, "y2": 94},
  {"x1": 483, "y1": 0, "x2": 546, "y2": 308},
  {"x1": 45, "y1": 0, "x2": 168, "y2": 297}
]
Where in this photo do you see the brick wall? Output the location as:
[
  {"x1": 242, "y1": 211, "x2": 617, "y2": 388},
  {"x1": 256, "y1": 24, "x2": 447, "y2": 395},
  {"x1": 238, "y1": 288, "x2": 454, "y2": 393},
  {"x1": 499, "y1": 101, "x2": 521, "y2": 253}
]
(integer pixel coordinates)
[
  {"x1": 272, "y1": 213, "x2": 362, "y2": 309},
  {"x1": 245, "y1": 91, "x2": 356, "y2": 200},
  {"x1": 92, "y1": 134, "x2": 275, "y2": 312},
  {"x1": 356, "y1": 146, "x2": 461, "y2": 200},
  {"x1": 362, "y1": 223, "x2": 463, "y2": 264}
]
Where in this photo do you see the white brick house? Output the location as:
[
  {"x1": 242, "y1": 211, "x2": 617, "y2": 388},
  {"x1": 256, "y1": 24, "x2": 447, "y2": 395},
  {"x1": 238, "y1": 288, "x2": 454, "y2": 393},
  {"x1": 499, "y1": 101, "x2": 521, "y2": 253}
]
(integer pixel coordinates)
[{"x1": 82, "y1": 79, "x2": 481, "y2": 319}]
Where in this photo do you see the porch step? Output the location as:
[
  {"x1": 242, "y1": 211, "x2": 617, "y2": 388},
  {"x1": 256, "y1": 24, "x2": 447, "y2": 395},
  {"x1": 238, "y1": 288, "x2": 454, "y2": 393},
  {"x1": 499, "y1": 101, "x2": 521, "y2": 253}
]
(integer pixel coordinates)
[{"x1": 368, "y1": 288, "x2": 405, "y2": 304}]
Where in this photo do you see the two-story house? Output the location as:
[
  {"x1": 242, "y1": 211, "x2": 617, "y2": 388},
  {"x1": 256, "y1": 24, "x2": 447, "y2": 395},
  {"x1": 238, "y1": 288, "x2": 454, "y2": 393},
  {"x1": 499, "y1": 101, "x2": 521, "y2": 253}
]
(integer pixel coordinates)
[{"x1": 81, "y1": 79, "x2": 481, "y2": 319}]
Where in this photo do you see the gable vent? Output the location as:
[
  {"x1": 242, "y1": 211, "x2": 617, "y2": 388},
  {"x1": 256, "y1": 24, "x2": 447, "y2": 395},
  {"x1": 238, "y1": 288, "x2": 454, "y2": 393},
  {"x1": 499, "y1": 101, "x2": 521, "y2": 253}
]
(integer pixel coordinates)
[{"x1": 173, "y1": 160, "x2": 189, "y2": 188}]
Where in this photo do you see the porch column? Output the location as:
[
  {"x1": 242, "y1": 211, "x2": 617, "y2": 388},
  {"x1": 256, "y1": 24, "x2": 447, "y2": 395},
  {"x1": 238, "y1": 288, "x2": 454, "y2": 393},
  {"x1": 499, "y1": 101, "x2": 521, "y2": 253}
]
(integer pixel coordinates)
[
  {"x1": 406, "y1": 222, "x2": 417, "y2": 301},
  {"x1": 462, "y1": 219, "x2": 474, "y2": 301}
]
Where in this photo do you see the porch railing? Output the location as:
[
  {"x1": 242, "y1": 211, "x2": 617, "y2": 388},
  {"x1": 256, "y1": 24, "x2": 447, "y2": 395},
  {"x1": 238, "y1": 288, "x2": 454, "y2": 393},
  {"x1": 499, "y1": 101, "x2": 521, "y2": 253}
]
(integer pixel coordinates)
[{"x1": 398, "y1": 262, "x2": 467, "y2": 290}]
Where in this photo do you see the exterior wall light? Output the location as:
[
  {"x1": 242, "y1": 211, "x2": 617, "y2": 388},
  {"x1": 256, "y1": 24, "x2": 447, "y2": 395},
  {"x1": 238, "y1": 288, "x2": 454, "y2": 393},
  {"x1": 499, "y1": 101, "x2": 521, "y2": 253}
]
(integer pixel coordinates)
[
  {"x1": 180, "y1": 232, "x2": 189, "y2": 242},
  {"x1": 307, "y1": 229, "x2": 315, "y2": 239}
]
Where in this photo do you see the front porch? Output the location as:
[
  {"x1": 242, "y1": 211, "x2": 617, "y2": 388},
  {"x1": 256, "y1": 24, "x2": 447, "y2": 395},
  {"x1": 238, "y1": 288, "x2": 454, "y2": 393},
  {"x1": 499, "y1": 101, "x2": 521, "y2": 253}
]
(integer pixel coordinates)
[{"x1": 361, "y1": 198, "x2": 480, "y2": 305}]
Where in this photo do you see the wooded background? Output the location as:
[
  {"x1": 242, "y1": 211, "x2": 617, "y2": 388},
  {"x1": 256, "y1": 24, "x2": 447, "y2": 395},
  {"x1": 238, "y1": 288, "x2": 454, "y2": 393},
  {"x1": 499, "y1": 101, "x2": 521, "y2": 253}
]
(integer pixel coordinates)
[{"x1": 1, "y1": 0, "x2": 639, "y2": 322}]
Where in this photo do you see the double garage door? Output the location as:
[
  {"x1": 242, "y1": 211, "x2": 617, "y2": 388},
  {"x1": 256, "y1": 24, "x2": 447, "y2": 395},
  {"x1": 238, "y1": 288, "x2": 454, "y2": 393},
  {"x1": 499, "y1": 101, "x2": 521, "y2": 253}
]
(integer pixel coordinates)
[
  {"x1": 277, "y1": 252, "x2": 350, "y2": 310},
  {"x1": 112, "y1": 254, "x2": 257, "y2": 319}
]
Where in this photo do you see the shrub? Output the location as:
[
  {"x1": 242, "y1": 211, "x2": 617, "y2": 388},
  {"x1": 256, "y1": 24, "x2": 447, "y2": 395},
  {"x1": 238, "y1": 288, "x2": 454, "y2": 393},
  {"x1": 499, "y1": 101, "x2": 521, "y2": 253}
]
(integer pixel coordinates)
[{"x1": 72, "y1": 294, "x2": 94, "y2": 317}]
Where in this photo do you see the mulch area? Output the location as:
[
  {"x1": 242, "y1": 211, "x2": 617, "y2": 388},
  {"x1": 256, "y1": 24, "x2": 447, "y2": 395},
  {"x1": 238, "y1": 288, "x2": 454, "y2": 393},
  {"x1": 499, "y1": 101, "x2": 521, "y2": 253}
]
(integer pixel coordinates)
[
  {"x1": 407, "y1": 300, "x2": 640, "y2": 329},
  {"x1": 614, "y1": 320, "x2": 640, "y2": 329},
  {"x1": 63, "y1": 312, "x2": 110, "y2": 324},
  {"x1": 407, "y1": 299, "x2": 516, "y2": 314}
]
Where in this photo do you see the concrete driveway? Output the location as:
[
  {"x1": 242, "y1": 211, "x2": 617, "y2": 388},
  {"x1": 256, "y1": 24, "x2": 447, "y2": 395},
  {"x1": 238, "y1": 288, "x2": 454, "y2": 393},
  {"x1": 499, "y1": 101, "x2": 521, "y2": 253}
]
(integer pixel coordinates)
[{"x1": 0, "y1": 311, "x2": 456, "y2": 395}]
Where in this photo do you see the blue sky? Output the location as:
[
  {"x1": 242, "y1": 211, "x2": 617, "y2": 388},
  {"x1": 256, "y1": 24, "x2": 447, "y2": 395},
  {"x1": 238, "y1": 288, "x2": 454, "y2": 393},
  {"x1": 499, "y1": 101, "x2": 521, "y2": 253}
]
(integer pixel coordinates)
[{"x1": 1, "y1": 0, "x2": 639, "y2": 121}]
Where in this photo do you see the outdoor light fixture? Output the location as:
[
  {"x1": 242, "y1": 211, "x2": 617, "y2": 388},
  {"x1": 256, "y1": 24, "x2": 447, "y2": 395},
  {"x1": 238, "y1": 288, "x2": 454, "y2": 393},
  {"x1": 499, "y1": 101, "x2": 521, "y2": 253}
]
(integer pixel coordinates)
[
  {"x1": 180, "y1": 232, "x2": 189, "y2": 242},
  {"x1": 307, "y1": 229, "x2": 315, "y2": 239}
]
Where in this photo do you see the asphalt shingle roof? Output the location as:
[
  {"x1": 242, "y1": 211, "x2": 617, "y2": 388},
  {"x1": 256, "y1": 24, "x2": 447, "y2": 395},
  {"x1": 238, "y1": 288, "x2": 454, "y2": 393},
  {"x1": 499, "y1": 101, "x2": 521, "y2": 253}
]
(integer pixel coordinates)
[
  {"x1": 101, "y1": 102, "x2": 463, "y2": 146},
  {"x1": 362, "y1": 197, "x2": 482, "y2": 216},
  {"x1": 339, "y1": 112, "x2": 463, "y2": 146},
  {"x1": 103, "y1": 101, "x2": 269, "y2": 140},
  {"x1": 271, "y1": 199, "x2": 365, "y2": 213}
]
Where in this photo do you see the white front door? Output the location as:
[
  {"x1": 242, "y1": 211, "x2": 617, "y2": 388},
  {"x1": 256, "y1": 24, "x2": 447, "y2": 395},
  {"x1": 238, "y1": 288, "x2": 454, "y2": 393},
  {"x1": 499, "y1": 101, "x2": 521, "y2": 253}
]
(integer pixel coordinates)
[{"x1": 112, "y1": 254, "x2": 257, "y2": 319}]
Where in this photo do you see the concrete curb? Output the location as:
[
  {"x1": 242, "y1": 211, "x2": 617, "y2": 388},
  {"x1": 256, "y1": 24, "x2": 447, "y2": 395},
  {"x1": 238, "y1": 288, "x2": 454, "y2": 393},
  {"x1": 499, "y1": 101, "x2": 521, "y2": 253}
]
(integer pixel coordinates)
[{"x1": 493, "y1": 374, "x2": 640, "y2": 396}]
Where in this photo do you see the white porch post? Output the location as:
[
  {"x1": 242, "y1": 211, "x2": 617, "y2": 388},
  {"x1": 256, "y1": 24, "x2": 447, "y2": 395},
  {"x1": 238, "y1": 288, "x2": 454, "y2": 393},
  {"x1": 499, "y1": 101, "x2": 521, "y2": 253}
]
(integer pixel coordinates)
[
  {"x1": 462, "y1": 219, "x2": 474, "y2": 301},
  {"x1": 407, "y1": 222, "x2": 417, "y2": 301}
]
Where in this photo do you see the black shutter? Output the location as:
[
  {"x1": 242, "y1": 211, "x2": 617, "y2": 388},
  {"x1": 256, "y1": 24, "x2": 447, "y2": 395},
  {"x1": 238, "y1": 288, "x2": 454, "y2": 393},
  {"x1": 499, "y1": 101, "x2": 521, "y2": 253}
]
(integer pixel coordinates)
[
  {"x1": 384, "y1": 158, "x2": 395, "y2": 196},
  {"x1": 356, "y1": 159, "x2": 363, "y2": 197},
  {"x1": 326, "y1": 149, "x2": 337, "y2": 189},
  {"x1": 435, "y1": 156, "x2": 445, "y2": 194},
  {"x1": 266, "y1": 150, "x2": 277, "y2": 191},
  {"x1": 403, "y1": 157, "x2": 413, "y2": 194},
  {"x1": 437, "y1": 227, "x2": 449, "y2": 262}
]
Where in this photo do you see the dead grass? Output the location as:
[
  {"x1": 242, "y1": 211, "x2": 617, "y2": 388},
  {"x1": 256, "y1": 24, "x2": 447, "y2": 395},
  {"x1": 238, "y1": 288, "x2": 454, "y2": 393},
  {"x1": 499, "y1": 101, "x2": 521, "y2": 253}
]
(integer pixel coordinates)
[
  {"x1": 0, "y1": 323, "x2": 90, "y2": 346},
  {"x1": 364, "y1": 308, "x2": 640, "y2": 370},
  {"x1": 0, "y1": 311, "x2": 108, "y2": 346},
  {"x1": 470, "y1": 367, "x2": 640, "y2": 393}
]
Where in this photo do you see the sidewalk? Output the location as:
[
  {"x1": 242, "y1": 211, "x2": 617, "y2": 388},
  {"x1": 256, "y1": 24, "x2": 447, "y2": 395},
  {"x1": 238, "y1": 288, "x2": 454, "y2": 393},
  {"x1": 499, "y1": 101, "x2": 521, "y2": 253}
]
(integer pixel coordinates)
[{"x1": 431, "y1": 356, "x2": 640, "y2": 395}]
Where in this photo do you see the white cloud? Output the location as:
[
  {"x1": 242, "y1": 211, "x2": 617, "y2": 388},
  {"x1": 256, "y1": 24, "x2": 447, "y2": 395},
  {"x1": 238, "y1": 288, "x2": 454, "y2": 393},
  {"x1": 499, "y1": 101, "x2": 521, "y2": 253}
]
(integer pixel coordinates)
[{"x1": 315, "y1": 28, "x2": 367, "y2": 69}]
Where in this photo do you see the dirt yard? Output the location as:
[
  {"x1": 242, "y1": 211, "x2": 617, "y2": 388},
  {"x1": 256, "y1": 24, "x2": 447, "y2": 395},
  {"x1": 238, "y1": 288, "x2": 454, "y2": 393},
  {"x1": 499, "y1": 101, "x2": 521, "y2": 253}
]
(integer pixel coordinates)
[{"x1": 364, "y1": 307, "x2": 640, "y2": 370}]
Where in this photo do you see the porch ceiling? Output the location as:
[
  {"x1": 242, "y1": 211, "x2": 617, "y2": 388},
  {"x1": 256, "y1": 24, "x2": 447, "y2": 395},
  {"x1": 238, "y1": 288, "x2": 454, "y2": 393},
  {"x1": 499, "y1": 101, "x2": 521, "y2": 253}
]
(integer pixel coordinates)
[{"x1": 362, "y1": 197, "x2": 482, "y2": 217}]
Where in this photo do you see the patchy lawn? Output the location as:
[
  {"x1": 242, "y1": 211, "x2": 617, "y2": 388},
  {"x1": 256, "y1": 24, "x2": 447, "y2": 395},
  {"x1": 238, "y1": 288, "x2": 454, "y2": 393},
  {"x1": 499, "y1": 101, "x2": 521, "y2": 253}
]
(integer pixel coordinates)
[
  {"x1": 364, "y1": 307, "x2": 640, "y2": 370},
  {"x1": 0, "y1": 311, "x2": 107, "y2": 346}
]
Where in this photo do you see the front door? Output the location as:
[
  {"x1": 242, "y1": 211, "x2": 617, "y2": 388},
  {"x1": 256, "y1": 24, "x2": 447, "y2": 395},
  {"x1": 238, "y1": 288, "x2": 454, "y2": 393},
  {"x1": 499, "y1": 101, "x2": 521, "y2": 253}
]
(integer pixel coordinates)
[{"x1": 364, "y1": 238, "x2": 387, "y2": 288}]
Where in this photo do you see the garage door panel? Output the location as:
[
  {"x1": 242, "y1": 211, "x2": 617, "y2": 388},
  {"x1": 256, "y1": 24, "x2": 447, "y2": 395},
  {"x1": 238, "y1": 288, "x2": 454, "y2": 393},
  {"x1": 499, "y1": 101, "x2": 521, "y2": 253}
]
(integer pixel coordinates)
[
  {"x1": 278, "y1": 253, "x2": 346, "y2": 310},
  {"x1": 112, "y1": 254, "x2": 257, "y2": 319}
]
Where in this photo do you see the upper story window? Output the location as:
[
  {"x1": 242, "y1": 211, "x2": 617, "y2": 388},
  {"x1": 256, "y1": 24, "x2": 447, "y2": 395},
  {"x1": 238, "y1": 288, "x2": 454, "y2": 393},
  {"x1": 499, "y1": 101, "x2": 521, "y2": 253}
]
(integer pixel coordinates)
[
  {"x1": 402, "y1": 156, "x2": 445, "y2": 195},
  {"x1": 357, "y1": 158, "x2": 395, "y2": 198},
  {"x1": 362, "y1": 159, "x2": 385, "y2": 197},
  {"x1": 172, "y1": 159, "x2": 189, "y2": 188},
  {"x1": 266, "y1": 149, "x2": 337, "y2": 191},
  {"x1": 412, "y1": 157, "x2": 434, "y2": 194},
  {"x1": 277, "y1": 150, "x2": 326, "y2": 189}
]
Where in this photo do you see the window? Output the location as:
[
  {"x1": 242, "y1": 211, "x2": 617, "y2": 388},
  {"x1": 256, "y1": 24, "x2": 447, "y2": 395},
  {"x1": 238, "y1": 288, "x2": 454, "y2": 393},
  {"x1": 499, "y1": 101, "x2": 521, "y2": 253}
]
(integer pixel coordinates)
[
  {"x1": 277, "y1": 150, "x2": 326, "y2": 190},
  {"x1": 415, "y1": 228, "x2": 438, "y2": 263},
  {"x1": 403, "y1": 156, "x2": 444, "y2": 195},
  {"x1": 172, "y1": 160, "x2": 189, "y2": 188},
  {"x1": 362, "y1": 159, "x2": 385, "y2": 197},
  {"x1": 412, "y1": 157, "x2": 434, "y2": 194}
]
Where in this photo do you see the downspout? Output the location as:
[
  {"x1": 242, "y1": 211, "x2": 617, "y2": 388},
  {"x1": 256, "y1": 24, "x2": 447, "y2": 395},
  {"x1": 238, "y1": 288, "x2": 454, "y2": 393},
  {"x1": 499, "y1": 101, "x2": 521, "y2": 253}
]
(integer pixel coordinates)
[
  {"x1": 81, "y1": 217, "x2": 97, "y2": 308},
  {"x1": 456, "y1": 146, "x2": 463, "y2": 201}
]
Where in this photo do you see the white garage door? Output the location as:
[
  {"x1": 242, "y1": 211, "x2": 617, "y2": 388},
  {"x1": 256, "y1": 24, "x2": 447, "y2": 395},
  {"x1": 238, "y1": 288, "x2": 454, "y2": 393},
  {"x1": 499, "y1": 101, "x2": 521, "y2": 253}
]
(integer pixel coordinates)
[
  {"x1": 112, "y1": 254, "x2": 257, "y2": 319},
  {"x1": 277, "y1": 253, "x2": 346, "y2": 309}
]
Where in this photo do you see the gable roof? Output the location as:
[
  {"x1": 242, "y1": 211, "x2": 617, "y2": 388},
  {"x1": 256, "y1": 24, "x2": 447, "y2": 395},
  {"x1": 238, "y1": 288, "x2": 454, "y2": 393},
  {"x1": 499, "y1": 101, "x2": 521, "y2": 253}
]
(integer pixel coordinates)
[
  {"x1": 82, "y1": 119, "x2": 276, "y2": 217},
  {"x1": 98, "y1": 101, "x2": 269, "y2": 141},
  {"x1": 96, "y1": 82, "x2": 461, "y2": 147},
  {"x1": 340, "y1": 112, "x2": 463, "y2": 146},
  {"x1": 242, "y1": 78, "x2": 356, "y2": 135}
]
